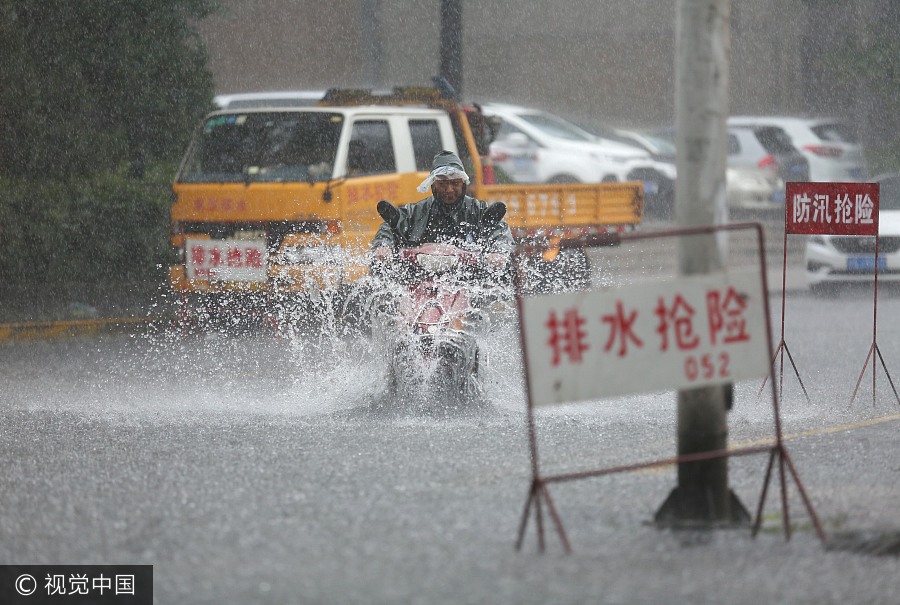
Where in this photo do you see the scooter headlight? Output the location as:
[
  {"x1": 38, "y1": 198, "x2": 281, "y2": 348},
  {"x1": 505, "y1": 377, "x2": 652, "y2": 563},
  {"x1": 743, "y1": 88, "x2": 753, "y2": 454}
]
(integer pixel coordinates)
[{"x1": 416, "y1": 253, "x2": 458, "y2": 273}]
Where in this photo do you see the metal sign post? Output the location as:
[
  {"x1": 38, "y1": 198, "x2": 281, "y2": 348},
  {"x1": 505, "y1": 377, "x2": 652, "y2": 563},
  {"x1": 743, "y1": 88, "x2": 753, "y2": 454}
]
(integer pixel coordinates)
[{"x1": 757, "y1": 225, "x2": 810, "y2": 402}]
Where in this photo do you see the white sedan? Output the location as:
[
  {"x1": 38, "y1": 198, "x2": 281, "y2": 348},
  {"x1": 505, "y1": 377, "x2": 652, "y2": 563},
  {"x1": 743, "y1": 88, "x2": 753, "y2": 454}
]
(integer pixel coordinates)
[
  {"x1": 805, "y1": 172, "x2": 900, "y2": 292},
  {"x1": 483, "y1": 103, "x2": 660, "y2": 184},
  {"x1": 483, "y1": 103, "x2": 676, "y2": 218}
]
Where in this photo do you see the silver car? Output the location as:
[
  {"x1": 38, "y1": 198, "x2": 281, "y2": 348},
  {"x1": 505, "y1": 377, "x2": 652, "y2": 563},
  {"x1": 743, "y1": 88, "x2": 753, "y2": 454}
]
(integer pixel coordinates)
[
  {"x1": 726, "y1": 166, "x2": 782, "y2": 212},
  {"x1": 728, "y1": 116, "x2": 867, "y2": 182},
  {"x1": 728, "y1": 125, "x2": 809, "y2": 185},
  {"x1": 805, "y1": 173, "x2": 900, "y2": 293}
]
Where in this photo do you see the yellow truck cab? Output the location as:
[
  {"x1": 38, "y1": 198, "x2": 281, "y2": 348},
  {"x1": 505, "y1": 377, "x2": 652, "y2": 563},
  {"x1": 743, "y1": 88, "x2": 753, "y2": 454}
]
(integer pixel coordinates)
[
  {"x1": 172, "y1": 102, "x2": 457, "y2": 293},
  {"x1": 169, "y1": 87, "x2": 643, "y2": 322}
]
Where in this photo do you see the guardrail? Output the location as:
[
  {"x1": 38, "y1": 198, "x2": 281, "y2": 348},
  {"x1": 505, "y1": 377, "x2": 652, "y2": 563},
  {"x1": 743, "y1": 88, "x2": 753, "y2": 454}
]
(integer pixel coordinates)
[{"x1": 0, "y1": 317, "x2": 171, "y2": 343}]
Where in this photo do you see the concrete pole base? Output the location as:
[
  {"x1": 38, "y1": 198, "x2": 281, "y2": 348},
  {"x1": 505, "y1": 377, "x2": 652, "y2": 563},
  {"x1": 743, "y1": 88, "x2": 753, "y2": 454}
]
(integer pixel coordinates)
[{"x1": 653, "y1": 487, "x2": 751, "y2": 529}]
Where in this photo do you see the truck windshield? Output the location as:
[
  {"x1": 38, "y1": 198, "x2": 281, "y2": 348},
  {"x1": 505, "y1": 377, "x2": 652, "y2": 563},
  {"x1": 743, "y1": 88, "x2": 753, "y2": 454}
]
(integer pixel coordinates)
[{"x1": 178, "y1": 112, "x2": 343, "y2": 183}]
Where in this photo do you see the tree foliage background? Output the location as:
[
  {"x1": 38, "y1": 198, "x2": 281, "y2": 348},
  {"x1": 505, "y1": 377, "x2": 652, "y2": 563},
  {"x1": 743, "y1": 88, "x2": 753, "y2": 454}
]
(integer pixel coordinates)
[
  {"x1": 0, "y1": 0, "x2": 217, "y2": 179},
  {"x1": 830, "y1": 0, "x2": 900, "y2": 173},
  {"x1": 0, "y1": 0, "x2": 218, "y2": 320},
  {"x1": 803, "y1": 0, "x2": 900, "y2": 174},
  {"x1": 0, "y1": 0, "x2": 897, "y2": 321}
]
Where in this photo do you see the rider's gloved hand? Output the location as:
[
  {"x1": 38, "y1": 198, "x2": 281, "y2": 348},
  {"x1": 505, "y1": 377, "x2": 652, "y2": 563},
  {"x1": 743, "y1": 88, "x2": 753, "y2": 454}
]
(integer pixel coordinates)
[
  {"x1": 369, "y1": 246, "x2": 394, "y2": 278},
  {"x1": 484, "y1": 252, "x2": 509, "y2": 269},
  {"x1": 372, "y1": 246, "x2": 393, "y2": 262}
]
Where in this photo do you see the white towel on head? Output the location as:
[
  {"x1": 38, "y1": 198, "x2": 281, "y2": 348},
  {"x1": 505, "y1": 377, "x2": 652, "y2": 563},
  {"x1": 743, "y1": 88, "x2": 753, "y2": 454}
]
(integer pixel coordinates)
[{"x1": 416, "y1": 165, "x2": 470, "y2": 193}]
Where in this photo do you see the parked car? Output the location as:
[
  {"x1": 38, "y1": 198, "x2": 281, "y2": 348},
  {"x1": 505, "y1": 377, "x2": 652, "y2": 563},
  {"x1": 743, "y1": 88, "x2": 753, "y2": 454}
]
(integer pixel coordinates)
[
  {"x1": 484, "y1": 103, "x2": 648, "y2": 182},
  {"x1": 583, "y1": 125, "x2": 677, "y2": 164},
  {"x1": 639, "y1": 125, "x2": 784, "y2": 214},
  {"x1": 805, "y1": 172, "x2": 900, "y2": 293},
  {"x1": 728, "y1": 116, "x2": 867, "y2": 182},
  {"x1": 575, "y1": 123, "x2": 678, "y2": 219},
  {"x1": 726, "y1": 166, "x2": 782, "y2": 213},
  {"x1": 487, "y1": 130, "x2": 541, "y2": 183},
  {"x1": 728, "y1": 125, "x2": 809, "y2": 186},
  {"x1": 483, "y1": 104, "x2": 676, "y2": 217}
]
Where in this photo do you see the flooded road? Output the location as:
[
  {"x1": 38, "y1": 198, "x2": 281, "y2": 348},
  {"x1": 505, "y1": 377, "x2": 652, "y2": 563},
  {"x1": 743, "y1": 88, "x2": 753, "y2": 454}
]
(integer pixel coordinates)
[{"x1": 1, "y1": 292, "x2": 898, "y2": 604}]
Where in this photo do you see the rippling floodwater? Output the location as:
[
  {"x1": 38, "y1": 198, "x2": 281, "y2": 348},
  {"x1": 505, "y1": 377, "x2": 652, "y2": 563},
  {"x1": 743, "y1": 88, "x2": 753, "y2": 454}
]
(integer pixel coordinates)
[{"x1": 2, "y1": 285, "x2": 899, "y2": 604}]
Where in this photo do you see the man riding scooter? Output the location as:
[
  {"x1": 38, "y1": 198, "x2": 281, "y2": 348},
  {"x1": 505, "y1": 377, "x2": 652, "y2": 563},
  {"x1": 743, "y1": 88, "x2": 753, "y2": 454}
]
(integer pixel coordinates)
[
  {"x1": 369, "y1": 150, "x2": 513, "y2": 412},
  {"x1": 370, "y1": 150, "x2": 513, "y2": 264}
]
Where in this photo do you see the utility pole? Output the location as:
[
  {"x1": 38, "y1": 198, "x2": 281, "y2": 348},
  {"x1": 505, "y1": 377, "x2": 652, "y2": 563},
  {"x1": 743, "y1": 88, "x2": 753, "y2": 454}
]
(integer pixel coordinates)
[
  {"x1": 438, "y1": 0, "x2": 463, "y2": 97},
  {"x1": 360, "y1": 0, "x2": 382, "y2": 87},
  {"x1": 654, "y1": 0, "x2": 749, "y2": 527}
]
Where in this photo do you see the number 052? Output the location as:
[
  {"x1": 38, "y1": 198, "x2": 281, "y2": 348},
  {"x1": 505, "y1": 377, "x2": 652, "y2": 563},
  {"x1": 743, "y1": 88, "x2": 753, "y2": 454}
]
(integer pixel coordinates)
[{"x1": 684, "y1": 352, "x2": 730, "y2": 382}]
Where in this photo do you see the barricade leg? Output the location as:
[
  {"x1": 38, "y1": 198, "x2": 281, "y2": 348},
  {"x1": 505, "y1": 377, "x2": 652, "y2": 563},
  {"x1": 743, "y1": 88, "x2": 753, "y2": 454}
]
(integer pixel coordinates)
[
  {"x1": 874, "y1": 345, "x2": 900, "y2": 406},
  {"x1": 782, "y1": 450, "x2": 828, "y2": 543},
  {"x1": 850, "y1": 342, "x2": 877, "y2": 405},
  {"x1": 752, "y1": 448, "x2": 777, "y2": 538},
  {"x1": 758, "y1": 340, "x2": 809, "y2": 403},
  {"x1": 751, "y1": 446, "x2": 827, "y2": 543},
  {"x1": 515, "y1": 479, "x2": 572, "y2": 554},
  {"x1": 515, "y1": 482, "x2": 537, "y2": 552},
  {"x1": 778, "y1": 449, "x2": 791, "y2": 540}
]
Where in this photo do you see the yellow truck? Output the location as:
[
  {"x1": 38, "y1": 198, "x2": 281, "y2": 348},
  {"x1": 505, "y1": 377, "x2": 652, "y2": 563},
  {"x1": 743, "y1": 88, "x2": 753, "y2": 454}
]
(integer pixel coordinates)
[{"x1": 169, "y1": 87, "x2": 643, "y2": 322}]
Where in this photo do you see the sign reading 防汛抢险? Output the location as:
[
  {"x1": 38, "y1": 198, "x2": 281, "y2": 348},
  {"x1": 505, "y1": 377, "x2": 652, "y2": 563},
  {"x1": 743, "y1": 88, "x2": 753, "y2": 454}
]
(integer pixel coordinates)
[
  {"x1": 785, "y1": 182, "x2": 879, "y2": 236},
  {"x1": 520, "y1": 270, "x2": 769, "y2": 406}
]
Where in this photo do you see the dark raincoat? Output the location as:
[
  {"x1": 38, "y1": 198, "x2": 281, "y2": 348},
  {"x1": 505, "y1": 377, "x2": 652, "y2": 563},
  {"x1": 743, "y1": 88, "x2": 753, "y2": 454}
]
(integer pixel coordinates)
[{"x1": 371, "y1": 194, "x2": 513, "y2": 253}]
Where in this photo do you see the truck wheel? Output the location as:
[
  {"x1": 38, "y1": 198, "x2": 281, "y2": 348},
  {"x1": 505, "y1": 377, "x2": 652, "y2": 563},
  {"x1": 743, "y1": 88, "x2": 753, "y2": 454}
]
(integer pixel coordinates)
[
  {"x1": 547, "y1": 174, "x2": 580, "y2": 184},
  {"x1": 274, "y1": 292, "x2": 330, "y2": 337},
  {"x1": 628, "y1": 167, "x2": 673, "y2": 221},
  {"x1": 541, "y1": 248, "x2": 591, "y2": 293},
  {"x1": 517, "y1": 248, "x2": 591, "y2": 294},
  {"x1": 180, "y1": 292, "x2": 267, "y2": 336}
]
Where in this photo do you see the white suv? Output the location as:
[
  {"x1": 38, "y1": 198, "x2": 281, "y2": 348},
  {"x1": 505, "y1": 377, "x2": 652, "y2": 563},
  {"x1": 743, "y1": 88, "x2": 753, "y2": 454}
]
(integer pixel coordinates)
[{"x1": 727, "y1": 116, "x2": 867, "y2": 182}]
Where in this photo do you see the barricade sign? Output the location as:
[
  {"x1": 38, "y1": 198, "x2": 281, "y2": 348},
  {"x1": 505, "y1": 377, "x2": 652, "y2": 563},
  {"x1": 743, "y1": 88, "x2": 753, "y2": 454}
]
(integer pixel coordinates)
[
  {"x1": 513, "y1": 223, "x2": 826, "y2": 553},
  {"x1": 785, "y1": 181, "x2": 879, "y2": 236},
  {"x1": 521, "y1": 270, "x2": 769, "y2": 405},
  {"x1": 185, "y1": 238, "x2": 267, "y2": 282},
  {"x1": 178, "y1": 238, "x2": 277, "y2": 336},
  {"x1": 766, "y1": 181, "x2": 898, "y2": 405}
]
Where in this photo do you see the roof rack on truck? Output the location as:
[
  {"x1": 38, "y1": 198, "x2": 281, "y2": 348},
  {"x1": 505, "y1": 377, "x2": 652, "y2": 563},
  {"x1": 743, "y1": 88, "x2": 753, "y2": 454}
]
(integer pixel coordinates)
[{"x1": 318, "y1": 86, "x2": 458, "y2": 110}]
